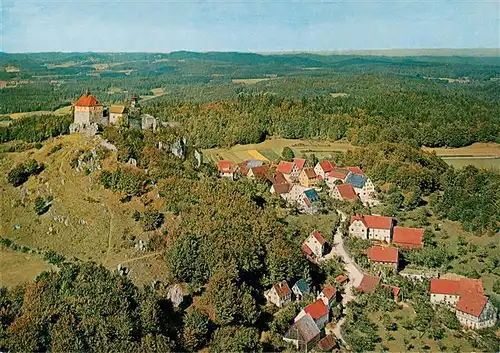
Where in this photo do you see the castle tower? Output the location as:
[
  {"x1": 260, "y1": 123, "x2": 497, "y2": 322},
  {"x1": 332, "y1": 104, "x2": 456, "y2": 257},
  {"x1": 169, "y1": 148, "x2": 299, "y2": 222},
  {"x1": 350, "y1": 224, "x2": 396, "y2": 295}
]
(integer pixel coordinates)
[{"x1": 73, "y1": 90, "x2": 105, "y2": 126}]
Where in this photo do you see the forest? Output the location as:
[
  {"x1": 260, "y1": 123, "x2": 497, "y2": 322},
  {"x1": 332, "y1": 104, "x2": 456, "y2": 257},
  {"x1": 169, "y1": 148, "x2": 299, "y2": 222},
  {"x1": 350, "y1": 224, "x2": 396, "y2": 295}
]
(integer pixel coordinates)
[{"x1": 1, "y1": 51, "x2": 499, "y2": 352}]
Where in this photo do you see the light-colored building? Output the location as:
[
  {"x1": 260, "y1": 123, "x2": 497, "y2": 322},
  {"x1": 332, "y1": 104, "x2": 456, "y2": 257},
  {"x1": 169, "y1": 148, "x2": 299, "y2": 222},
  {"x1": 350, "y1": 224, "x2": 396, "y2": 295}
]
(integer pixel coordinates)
[
  {"x1": 109, "y1": 105, "x2": 128, "y2": 125},
  {"x1": 292, "y1": 279, "x2": 310, "y2": 300},
  {"x1": 276, "y1": 161, "x2": 300, "y2": 183},
  {"x1": 318, "y1": 283, "x2": 336, "y2": 308},
  {"x1": 298, "y1": 168, "x2": 318, "y2": 187},
  {"x1": 400, "y1": 268, "x2": 438, "y2": 281},
  {"x1": 302, "y1": 231, "x2": 326, "y2": 258},
  {"x1": 346, "y1": 173, "x2": 375, "y2": 199},
  {"x1": 73, "y1": 91, "x2": 105, "y2": 127},
  {"x1": 314, "y1": 160, "x2": 336, "y2": 180},
  {"x1": 295, "y1": 298, "x2": 329, "y2": 330},
  {"x1": 430, "y1": 278, "x2": 497, "y2": 329},
  {"x1": 217, "y1": 160, "x2": 237, "y2": 180},
  {"x1": 265, "y1": 280, "x2": 292, "y2": 307},
  {"x1": 349, "y1": 215, "x2": 393, "y2": 243}
]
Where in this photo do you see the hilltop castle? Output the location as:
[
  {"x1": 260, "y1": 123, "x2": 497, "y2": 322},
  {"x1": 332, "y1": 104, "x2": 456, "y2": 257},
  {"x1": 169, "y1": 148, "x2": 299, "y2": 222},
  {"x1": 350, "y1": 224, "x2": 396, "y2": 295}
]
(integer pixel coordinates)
[{"x1": 70, "y1": 90, "x2": 159, "y2": 133}]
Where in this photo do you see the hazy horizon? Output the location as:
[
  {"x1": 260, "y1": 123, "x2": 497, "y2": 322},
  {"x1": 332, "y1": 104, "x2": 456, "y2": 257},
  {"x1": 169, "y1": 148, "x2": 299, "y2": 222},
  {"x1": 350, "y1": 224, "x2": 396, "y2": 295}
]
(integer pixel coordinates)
[{"x1": 2, "y1": 0, "x2": 499, "y2": 53}]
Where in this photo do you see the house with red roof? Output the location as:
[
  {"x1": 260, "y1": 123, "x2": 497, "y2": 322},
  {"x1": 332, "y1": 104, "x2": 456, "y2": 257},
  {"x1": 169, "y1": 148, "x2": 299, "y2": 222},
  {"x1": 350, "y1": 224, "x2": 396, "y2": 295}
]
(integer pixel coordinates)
[
  {"x1": 330, "y1": 183, "x2": 358, "y2": 201},
  {"x1": 393, "y1": 226, "x2": 424, "y2": 249},
  {"x1": 318, "y1": 283, "x2": 337, "y2": 308},
  {"x1": 298, "y1": 168, "x2": 318, "y2": 187},
  {"x1": 347, "y1": 166, "x2": 365, "y2": 175},
  {"x1": 270, "y1": 183, "x2": 291, "y2": 196},
  {"x1": 247, "y1": 165, "x2": 271, "y2": 182},
  {"x1": 217, "y1": 160, "x2": 237, "y2": 180},
  {"x1": 265, "y1": 280, "x2": 292, "y2": 307},
  {"x1": 293, "y1": 158, "x2": 307, "y2": 171},
  {"x1": 326, "y1": 168, "x2": 350, "y2": 182},
  {"x1": 303, "y1": 231, "x2": 327, "y2": 259},
  {"x1": 73, "y1": 90, "x2": 104, "y2": 127},
  {"x1": 314, "y1": 160, "x2": 336, "y2": 180},
  {"x1": 357, "y1": 275, "x2": 380, "y2": 293},
  {"x1": 367, "y1": 247, "x2": 399, "y2": 270},
  {"x1": 349, "y1": 215, "x2": 394, "y2": 243},
  {"x1": 430, "y1": 278, "x2": 497, "y2": 329},
  {"x1": 295, "y1": 298, "x2": 329, "y2": 329},
  {"x1": 276, "y1": 161, "x2": 300, "y2": 183}
]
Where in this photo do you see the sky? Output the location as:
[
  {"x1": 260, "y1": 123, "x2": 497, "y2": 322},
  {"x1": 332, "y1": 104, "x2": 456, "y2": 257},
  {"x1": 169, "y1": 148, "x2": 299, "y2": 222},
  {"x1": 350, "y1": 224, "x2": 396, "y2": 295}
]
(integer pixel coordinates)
[{"x1": 1, "y1": 0, "x2": 499, "y2": 53}]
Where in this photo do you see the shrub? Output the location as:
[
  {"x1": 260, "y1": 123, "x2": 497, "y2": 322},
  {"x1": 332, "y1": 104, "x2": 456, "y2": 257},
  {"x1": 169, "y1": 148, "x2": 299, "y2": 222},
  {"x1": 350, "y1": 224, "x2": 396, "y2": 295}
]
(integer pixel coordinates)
[
  {"x1": 7, "y1": 160, "x2": 44, "y2": 186},
  {"x1": 142, "y1": 211, "x2": 164, "y2": 231},
  {"x1": 34, "y1": 196, "x2": 51, "y2": 215}
]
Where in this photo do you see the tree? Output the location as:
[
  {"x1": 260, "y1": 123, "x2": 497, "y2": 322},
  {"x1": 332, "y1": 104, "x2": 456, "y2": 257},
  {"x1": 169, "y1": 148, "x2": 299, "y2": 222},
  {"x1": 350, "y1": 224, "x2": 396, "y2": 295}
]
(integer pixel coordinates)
[
  {"x1": 142, "y1": 211, "x2": 164, "y2": 231},
  {"x1": 211, "y1": 326, "x2": 260, "y2": 352},
  {"x1": 34, "y1": 196, "x2": 51, "y2": 215},
  {"x1": 281, "y1": 147, "x2": 294, "y2": 162},
  {"x1": 7, "y1": 160, "x2": 44, "y2": 187},
  {"x1": 182, "y1": 309, "x2": 210, "y2": 351}
]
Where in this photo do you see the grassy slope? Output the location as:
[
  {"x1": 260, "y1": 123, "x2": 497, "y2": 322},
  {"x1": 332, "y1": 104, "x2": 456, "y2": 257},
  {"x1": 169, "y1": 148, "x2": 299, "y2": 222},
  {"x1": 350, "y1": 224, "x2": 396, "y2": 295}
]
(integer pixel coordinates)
[{"x1": 0, "y1": 134, "x2": 169, "y2": 287}]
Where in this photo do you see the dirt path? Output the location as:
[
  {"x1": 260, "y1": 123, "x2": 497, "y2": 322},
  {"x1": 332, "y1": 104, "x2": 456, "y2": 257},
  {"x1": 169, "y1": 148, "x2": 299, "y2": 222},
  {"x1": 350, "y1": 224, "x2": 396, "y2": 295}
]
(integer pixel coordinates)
[
  {"x1": 105, "y1": 251, "x2": 163, "y2": 268},
  {"x1": 103, "y1": 208, "x2": 114, "y2": 264}
]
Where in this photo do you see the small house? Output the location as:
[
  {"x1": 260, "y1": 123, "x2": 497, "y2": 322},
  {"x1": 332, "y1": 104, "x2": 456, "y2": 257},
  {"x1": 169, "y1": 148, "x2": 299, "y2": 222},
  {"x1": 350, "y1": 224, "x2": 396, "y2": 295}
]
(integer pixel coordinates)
[
  {"x1": 330, "y1": 183, "x2": 358, "y2": 201},
  {"x1": 327, "y1": 168, "x2": 350, "y2": 182},
  {"x1": 247, "y1": 165, "x2": 271, "y2": 182},
  {"x1": 276, "y1": 161, "x2": 300, "y2": 183},
  {"x1": 349, "y1": 215, "x2": 394, "y2": 243},
  {"x1": 318, "y1": 283, "x2": 336, "y2": 308},
  {"x1": 295, "y1": 298, "x2": 329, "y2": 329},
  {"x1": 217, "y1": 160, "x2": 237, "y2": 180},
  {"x1": 299, "y1": 168, "x2": 318, "y2": 187},
  {"x1": 303, "y1": 231, "x2": 326, "y2": 258},
  {"x1": 367, "y1": 247, "x2": 399, "y2": 270},
  {"x1": 357, "y1": 275, "x2": 380, "y2": 293},
  {"x1": 283, "y1": 313, "x2": 320, "y2": 350},
  {"x1": 265, "y1": 280, "x2": 292, "y2": 307},
  {"x1": 109, "y1": 105, "x2": 128, "y2": 125},
  {"x1": 345, "y1": 172, "x2": 375, "y2": 199},
  {"x1": 314, "y1": 160, "x2": 336, "y2": 180},
  {"x1": 393, "y1": 226, "x2": 424, "y2": 249},
  {"x1": 292, "y1": 279, "x2": 310, "y2": 300},
  {"x1": 270, "y1": 183, "x2": 291, "y2": 195}
]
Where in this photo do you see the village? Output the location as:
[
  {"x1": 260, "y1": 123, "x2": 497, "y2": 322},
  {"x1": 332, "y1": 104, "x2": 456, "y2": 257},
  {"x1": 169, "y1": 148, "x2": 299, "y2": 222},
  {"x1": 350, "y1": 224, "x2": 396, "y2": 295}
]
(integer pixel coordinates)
[{"x1": 216, "y1": 156, "x2": 498, "y2": 350}]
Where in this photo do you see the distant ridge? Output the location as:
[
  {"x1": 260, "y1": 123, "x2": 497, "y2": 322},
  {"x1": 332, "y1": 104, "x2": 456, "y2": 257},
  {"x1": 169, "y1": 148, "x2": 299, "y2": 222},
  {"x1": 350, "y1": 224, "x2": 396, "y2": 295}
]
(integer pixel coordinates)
[{"x1": 257, "y1": 48, "x2": 500, "y2": 57}]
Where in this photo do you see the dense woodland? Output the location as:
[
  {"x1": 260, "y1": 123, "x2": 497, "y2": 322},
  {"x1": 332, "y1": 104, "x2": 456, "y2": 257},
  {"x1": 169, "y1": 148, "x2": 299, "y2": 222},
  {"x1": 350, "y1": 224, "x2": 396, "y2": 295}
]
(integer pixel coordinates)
[{"x1": 1, "y1": 52, "x2": 499, "y2": 352}]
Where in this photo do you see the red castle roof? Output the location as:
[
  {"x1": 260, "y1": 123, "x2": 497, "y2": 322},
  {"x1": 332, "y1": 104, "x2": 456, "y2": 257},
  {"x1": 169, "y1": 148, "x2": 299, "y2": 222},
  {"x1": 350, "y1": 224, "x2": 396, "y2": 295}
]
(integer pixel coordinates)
[
  {"x1": 393, "y1": 226, "x2": 424, "y2": 248},
  {"x1": 74, "y1": 93, "x2": 102, "y2": 107},
  {"x1": 367, "y1": 247, "x2": 399, "y2": 263}
]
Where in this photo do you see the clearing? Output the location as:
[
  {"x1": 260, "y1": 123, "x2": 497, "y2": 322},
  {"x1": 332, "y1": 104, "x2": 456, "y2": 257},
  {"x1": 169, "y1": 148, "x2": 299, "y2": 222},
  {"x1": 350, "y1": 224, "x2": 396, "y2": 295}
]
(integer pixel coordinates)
[
  {"x1": 0, "y1": 246, "x2": 55, "y2": 288},
  {"x1": 231, "y1": 78, "x2": 273, "y2": 84},
  {"x1": 203, "y1": 138, "x2": 354, "y2": 163},
  {"x1": 422, "y1": 143, "x2": 500, "y2": 157}
]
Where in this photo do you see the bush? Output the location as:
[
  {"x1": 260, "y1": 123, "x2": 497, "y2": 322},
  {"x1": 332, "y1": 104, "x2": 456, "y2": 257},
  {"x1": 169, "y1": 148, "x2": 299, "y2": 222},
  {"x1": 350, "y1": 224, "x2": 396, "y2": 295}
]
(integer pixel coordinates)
[
  {"x1": 48, "y1": 144, "x2": 62, "y2": 155},
  {"x1": 34, "y1": 196, "x2": 51, "y2": 215},
  {"x1": 43, "y1": 250, "x2": 66, "y2": 265},
  {"x1": 7, "y1": 160, "x2": 44, "y2": 186},
  {"x1": 142, "y1": 211, "x2": 164, "y2": 231}
]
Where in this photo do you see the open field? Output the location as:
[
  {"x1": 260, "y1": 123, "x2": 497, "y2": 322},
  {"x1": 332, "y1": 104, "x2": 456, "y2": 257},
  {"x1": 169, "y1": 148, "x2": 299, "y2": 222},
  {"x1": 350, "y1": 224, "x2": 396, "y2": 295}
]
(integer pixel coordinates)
[
  {"x1": 422, "y1": 143, "x2": 500, "y2": 157},
  {"x1": 202, "y1": 138, "x2": 354, "y2": 163},
  {"x1": 441, "y1": 157, "x2": 500, "y2": 170},
  {"x1": 0, "y1": 246, "x2": 55, "y2": 288},
  {"x1": 231, "y1": 78, "x2": 273, "y2": 84},
  {"x1": 0, "y1": 134, "x2": 169, "y2": 287}
]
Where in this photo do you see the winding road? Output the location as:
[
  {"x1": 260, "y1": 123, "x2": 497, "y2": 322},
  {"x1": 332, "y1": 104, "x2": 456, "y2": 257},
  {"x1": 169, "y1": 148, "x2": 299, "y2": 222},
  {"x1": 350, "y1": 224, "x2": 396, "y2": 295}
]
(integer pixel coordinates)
[{"x1": 328, "y1": 210, "x2": 365, "y2": 344}]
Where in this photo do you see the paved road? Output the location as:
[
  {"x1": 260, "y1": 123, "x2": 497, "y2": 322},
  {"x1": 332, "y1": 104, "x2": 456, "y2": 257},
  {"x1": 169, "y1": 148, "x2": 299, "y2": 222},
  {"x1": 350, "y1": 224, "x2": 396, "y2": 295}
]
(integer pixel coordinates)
[{"x1": 329, "y1": 210, "x2": 365, "y2": 344}]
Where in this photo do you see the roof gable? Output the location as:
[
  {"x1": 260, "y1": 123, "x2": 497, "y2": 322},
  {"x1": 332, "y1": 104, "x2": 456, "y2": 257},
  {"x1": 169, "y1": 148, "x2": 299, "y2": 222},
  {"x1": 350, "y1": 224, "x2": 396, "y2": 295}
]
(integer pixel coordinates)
[
  {"x1": 301, "y1": 167, "x2": 317, "y2": 179},
  {"x1": 347, "y1": 166, "x2": 364, "y2": 175},
  {"x1": 249, "y1": 165, "x2": 271, "y2": 180},
  {"x1": 289, "y1": 314, "x2": 320, "y2": 343},
  {"x1": 310, "y1": 230, "x2": 326, "y2": 245},
  {"x1": 217, "y1": 160, "x2": 235, "y2": 173},
  {"x1": 329, "y1": 168, "x2": 350, "y2": 179},
  {"x1": 304, "y1": 189, "x2": 320, "y2": 202},
  {"x1": 272, "y1": 183, "x2": 291, "y2": 195},
  {"x1": 273, "y1": 280, "x2": 291, "y2": 298},
  {"x1": 430, "y1": 279, "x2": 460, "y2": 295},
  {"x1": 293, "y1": 279, "x2": 310, "y2": 294},
  {"x1": 318, "y1": 160, "x2": 335, "y2": 173},
  {"x1": 321, "y1": 283, "x2": 336, "y2": 300},
  {"x1": 110, "y1": 105, "x2": 126, "y2": 114},
  {"x1": 293, "y1": 158, "x2": 306, "y2": 170},
  {"x1": 363, "y1": 215, "x2": 393, "y2": 229},
  {"x1": 456, "y1": 295, "x2": 488, "y2": 317}
]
